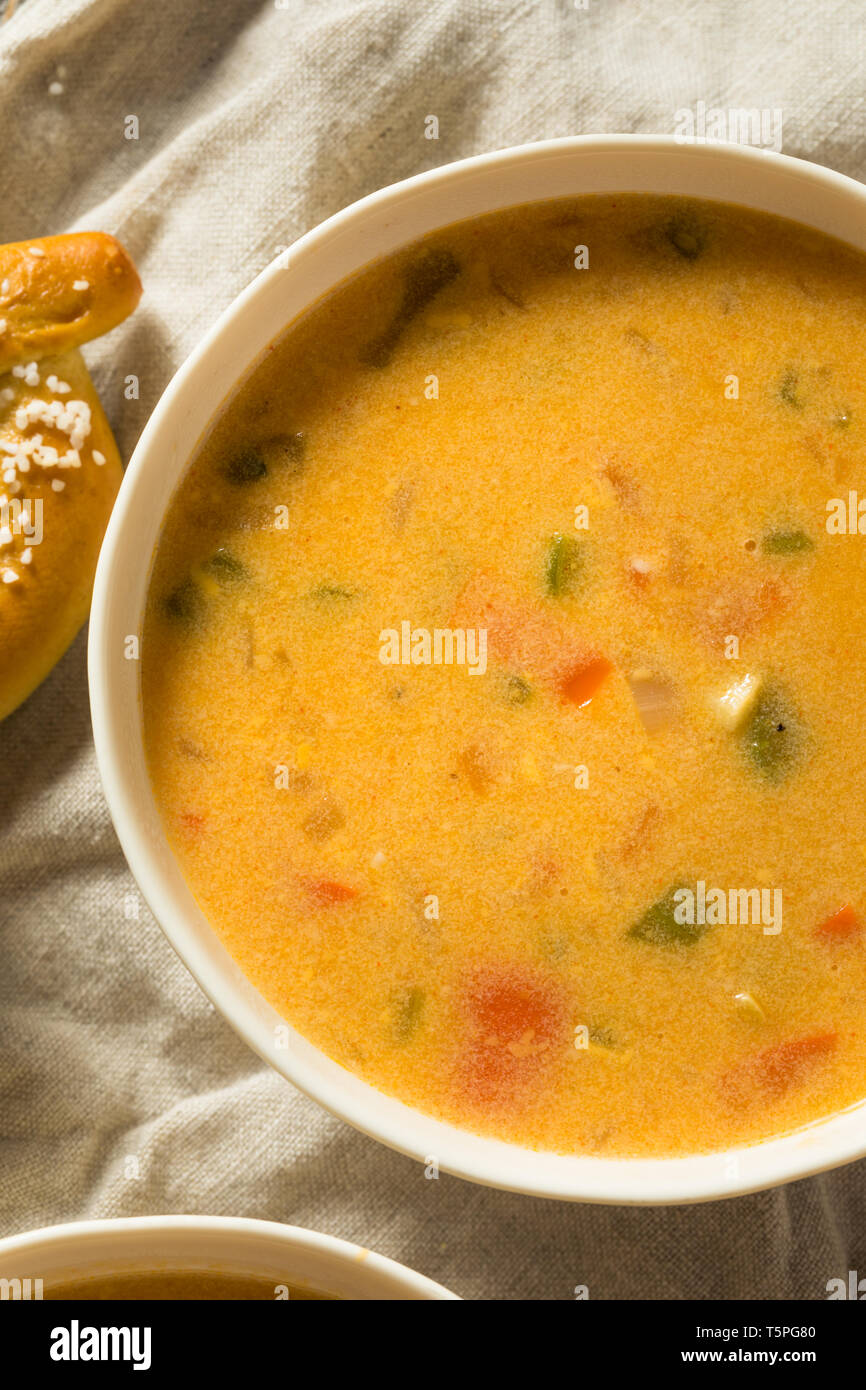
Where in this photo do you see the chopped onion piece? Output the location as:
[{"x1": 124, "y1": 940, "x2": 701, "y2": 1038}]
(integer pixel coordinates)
[
  {"x1": 627, "y1": 672, "x2": 678, "y2": 733},
  {"x1": 733, "y1": 990, "x2": 766, "y2": 1022},
  {"x1": 713, "y1": 672, "x2": 762, "y2": 731}
]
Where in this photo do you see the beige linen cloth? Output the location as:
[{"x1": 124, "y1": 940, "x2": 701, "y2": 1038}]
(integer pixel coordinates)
[{"x1": 1, "y1": 0, "x2": 865, "y2": 1301}]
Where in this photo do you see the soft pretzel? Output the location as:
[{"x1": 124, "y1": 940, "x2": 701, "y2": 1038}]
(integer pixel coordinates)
[
  {"x1": 0, "y1": 233, "x2": 141, "y2": 374},
  {"x1": 0, "y1": 233, "x2": 140, "y2": 721}
]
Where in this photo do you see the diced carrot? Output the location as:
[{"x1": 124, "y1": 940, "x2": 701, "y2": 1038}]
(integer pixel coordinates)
[
  {"x1": 300, "y1": 877, "x2": 359, "y2": 904},
  {"x1": 456, "y1": 963, "x2": 567, "y2": 1107},
  {"x1": 559, "y1": 656, "x2": 612, "y2": 707},
  {"x1": 816, "y1": 904, "x2": 862, "y2": 941},
  {"x1": 721, "y1": 1031, "x2": 838, "y2": 1106}
]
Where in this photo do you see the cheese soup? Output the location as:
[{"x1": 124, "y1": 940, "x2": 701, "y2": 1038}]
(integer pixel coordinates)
[
  {"x1": 143, "y1": 195, "x2": 866, "y2": 1156},
  {"x1": 46, "y1": 1271, "x2": 329, "y2": 1299}
]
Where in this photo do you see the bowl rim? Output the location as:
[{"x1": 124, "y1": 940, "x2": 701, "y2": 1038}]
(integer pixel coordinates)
[
  {"x1": 89, "y1": 133, "x2": 866, "y2": 1205},
  {"x1": 0, "y1": 1214, "x2": 459, "y2": 1299}
]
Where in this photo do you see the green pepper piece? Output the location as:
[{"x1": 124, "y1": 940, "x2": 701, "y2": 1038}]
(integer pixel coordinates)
[
  {"x1": 392, "y1": 987, "x2": 425, "y2": 1042},
  {"x1": 222, "y1": 446, "x2": 267, "y2": 485},
  {"x1": 741, "y1": 684, "x2": 802, "y2": 783},
  {"x1": 503, "y1": 674, "x2": 533, "y2": 705},
  {"x1": 162, "y1": 579, "x2": 204, "y2": 626},
  {"x1": 266, "y1": 432, "x2": 306, "y2": 474},
  {"x1": 761, "y1": 528, "x2": 814, "y2": 556},
  {"x1": 306, "y1": 584, "x2": 359, "y2": 602},
  {"x1": 629, "y1": 885, "x2": 708, "y2": 947},
  {"x1": 664, "y1": 215, "x2": 706, "y2": 261},
  {"x1": 360, "y1": 247, "x2": 461, "y2": 368},
  {"x1": 202, "y1": 548, "x2": 248, "y2": 586},
  {"x1": 778, "y1": 369, "x2": 804, "y2": 409},
  {"x1": 545, "y1": 533, "x2": 585, "y2": 597},
  {"x1": 403, "y1": 248, "x2": 461, "y2": 315}
]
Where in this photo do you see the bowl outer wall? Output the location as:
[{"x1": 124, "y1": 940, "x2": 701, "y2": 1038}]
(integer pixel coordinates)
[{"x1": 88, "y1": 135, "x2": 866, "y2": 1204}]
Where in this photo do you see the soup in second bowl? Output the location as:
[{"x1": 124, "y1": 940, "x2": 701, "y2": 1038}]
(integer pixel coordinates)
[
  {"x1": 142, "y1": 194, "x2": 866, "y2": 1157},
  {"x1": 44, "y1": 1270, "x2": 330, "y2": 1300}
]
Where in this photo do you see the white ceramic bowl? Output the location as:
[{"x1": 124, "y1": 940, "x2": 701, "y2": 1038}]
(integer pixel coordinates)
[
  {"x1": 89, "y1": 135, "x2": 866, "y2": 1204},
  {"x1": 0, "y1": 1216, "x2": 457, "y2": 1300}
]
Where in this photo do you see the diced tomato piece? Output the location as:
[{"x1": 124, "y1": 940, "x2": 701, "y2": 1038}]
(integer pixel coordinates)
[
  {"x1": 453, "y1": 574, "x2": 611, "y2": 703},
  {"x1": 601, "y1": 460, "x2": 640, "y2": 512},
  {"x1": 702, "y1": 579, "x2": 788, "y2": 647},
  {"x1": 466, "y1": 965, "x2": 563, "y2": 1039},
  {"x1": 529, "y1": 854, "x2": 561, "y2": 892},
  {"x1": 300, "y1": 877, "x2": 359, "y2": 904},
  {"x1": 456, "y1": 963, "x2": 567, "y2": 1108},
  {"x1": 458, "y1": 743, "x2": 493, "y2": 795},
  {"x1": 721, "y1": 1032, "x2": 838, "y2": 1106},
  {"x1": 453, "y1": 574, "x2": 572, "y2": 681},
  {"x1": 815, "y1": 905, "x2": 862, "y2": 941},
  {"x1": 617, "y1": 803, "x2": 662, "y2": 863},
  {"x1": 559, "y1": 656, "x2": 612, "y2": 707}
]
